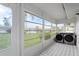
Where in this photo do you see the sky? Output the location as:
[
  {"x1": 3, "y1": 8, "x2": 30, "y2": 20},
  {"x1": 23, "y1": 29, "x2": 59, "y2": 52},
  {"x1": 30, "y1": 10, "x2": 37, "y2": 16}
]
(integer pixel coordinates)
[
  {"x1": 0, "y1": 5, "x2": 12, "y2": 27},
  {"x1": 0, "y1": 5, "x2": 73, "y2": 31},
  {"x1": 24, "y1": 13, "x2": 75, "y2": 33},
  {"x1": 24, "y1": 13, "x2": 56, "y2": 29},
  {"x1": 0, "y1": 4, "x2": 54, "y2": 30}
]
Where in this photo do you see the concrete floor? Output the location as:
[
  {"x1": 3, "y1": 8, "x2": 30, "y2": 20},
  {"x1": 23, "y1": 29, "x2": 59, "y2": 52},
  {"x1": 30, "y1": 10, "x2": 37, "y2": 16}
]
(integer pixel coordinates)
[{"x1": 40, "y1": 43, "x2": 79, "y2": 56}]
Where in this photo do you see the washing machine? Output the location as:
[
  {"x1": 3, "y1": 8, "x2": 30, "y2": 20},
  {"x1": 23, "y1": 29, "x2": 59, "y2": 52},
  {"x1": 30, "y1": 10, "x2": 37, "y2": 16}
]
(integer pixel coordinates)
[
  {"x1": 55, "y1": 33, "x2": 64, "y2": 43},
  {"x1": 64, "y1": 33, "x2": 77, "y2": 45}
]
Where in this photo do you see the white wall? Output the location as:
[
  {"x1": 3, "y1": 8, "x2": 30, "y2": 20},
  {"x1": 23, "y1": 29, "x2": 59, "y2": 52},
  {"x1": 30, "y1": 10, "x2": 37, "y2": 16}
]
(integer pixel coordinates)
[{"x1": 76, "y1": 15, "x2": 79, "y2": 49}]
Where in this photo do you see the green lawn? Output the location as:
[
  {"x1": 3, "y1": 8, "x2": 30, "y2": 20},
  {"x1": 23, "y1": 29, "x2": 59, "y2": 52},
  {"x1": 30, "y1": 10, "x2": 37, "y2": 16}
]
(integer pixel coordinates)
[
  {"x1": 0, "y1": 33, "x2": 10, "y2": 48},
  {"x1": 0, "y1": 31, "x2": 56, "y2": 48},
  {"x1": 24, "y1": 32, "x2": 42, "y2": 47},
  {"x1": 24, "y1": 31, "x2": 56, "y2": 48}
]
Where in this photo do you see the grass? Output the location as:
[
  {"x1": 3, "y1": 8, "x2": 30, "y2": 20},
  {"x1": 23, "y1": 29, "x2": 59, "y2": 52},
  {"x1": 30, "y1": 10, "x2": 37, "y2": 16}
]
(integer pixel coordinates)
[
  {"x1": 24, "y1": 37, "x2": 41, "y2": 47},
  {"x1": 0, "y1": 33, "x2": 10, "y2": 49},
  {"x1": 0, "y1": 31, "x2": 56, "y2": 48},
  {"x1": 24, "y1": 32, "x2": 42, "y2": 47},
  {"x1": 24, "y1": 31, "x2": 56, "y2": 48}
]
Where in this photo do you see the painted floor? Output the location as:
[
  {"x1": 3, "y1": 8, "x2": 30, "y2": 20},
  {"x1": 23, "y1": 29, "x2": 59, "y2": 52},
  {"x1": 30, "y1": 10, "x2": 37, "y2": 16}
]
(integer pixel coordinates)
[{"x1": 40, "y1": 43, "x2": 79, "y2": 56}]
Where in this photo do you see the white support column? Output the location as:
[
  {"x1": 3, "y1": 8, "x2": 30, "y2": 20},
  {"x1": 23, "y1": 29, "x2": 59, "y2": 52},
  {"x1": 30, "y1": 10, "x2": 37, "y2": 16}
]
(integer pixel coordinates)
[{"x1": 75, "y1": 13, "x2": 79, "y2": 49}]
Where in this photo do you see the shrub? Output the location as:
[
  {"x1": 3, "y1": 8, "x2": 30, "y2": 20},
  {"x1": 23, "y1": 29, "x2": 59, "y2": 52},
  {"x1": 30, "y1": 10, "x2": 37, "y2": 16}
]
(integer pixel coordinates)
[{"x1": 44, "y1": 32, "x2": 51, "y2": 40}]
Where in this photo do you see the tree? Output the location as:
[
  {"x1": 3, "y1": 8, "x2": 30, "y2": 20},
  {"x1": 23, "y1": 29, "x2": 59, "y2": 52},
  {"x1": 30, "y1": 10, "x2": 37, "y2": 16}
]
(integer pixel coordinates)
[
  {"x1": 3, "y1": 17, "x2": 11, "y2": 33},
  {"x1": 3, "y1": 17, "x2": 10, "y2": 26}
]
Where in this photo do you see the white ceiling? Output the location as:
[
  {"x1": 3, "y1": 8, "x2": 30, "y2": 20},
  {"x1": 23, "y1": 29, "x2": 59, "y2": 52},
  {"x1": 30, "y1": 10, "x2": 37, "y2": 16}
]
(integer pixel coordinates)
[
  {"x1": 33, "y1": 3, "x2": 66, "y2": 20},
  {"x1": 64, "y1": 3, "x2": 79, "y2": 19},
  {"x1": 32, "y1": 3, "x2": 79, "y2": 24}
]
